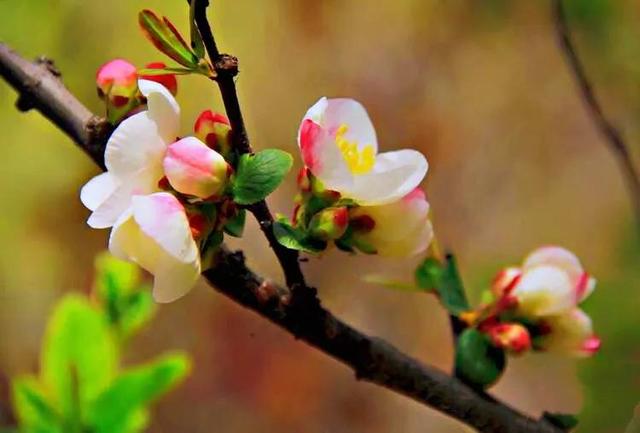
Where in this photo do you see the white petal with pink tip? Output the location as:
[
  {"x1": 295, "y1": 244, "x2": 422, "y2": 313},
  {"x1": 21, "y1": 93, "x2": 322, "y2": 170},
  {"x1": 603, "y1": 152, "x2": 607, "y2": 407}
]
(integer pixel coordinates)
[{"x1": 109, "y1": 192, "x2": 200, "y2": 303}]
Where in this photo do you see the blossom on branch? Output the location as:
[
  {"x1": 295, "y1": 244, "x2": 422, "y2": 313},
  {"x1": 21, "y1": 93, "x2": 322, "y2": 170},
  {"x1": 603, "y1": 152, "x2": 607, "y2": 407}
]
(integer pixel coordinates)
[
  {"x1": 477, "y1": 246, "x2": 600, "y2": 357},
  {"x1": 298, "y1": 97, "x2": 428, "y2": 205}
]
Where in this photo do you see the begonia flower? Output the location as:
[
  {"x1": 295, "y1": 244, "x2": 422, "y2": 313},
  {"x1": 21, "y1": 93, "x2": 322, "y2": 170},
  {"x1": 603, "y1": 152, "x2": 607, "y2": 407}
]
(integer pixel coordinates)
[
  {"x1": 81, "y1": 80, "x2": 228, "y2": 228},
  {"x1": 298, "y1": 97, "x2": 428, "y2": 205}
]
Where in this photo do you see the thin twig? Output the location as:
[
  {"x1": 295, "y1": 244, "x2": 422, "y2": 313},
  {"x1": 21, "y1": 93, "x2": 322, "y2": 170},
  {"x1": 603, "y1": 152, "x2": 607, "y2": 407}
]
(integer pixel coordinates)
[
  {"x1": 0, "y1": 41, "x2": 564, "y2": 433},
  {"x1": 192, "y1": 0, "x2": 309, "y2": 294},
  {"x1": 552, "y1": 0, "x2": 640, "y2": 229}
]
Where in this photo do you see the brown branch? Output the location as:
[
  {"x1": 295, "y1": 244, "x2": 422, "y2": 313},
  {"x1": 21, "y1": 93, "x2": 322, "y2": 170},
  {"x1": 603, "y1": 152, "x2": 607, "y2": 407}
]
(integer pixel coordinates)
[
  {"x1": 0, "y1": 42, "x2": 565, "y2": 433},
  {"x1": 192, "y1": 0, "x2": 308, "y2": 293},
  {"x1": 552, "y1": 0, "x2": 640, "y2": 228}
]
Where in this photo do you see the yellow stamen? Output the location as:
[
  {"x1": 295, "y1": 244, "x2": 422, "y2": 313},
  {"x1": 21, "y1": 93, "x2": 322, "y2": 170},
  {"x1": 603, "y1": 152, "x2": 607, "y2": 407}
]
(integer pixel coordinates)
[{"x1": 335, "y1": 124, "x2": 375, "y2": 175}]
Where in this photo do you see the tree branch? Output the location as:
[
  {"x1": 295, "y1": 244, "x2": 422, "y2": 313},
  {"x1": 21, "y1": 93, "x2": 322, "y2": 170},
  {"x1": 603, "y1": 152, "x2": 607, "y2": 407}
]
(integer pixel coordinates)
[
  {"x1": 192, "y1": 0, "x2": 308, "y2": 293},
  {"x1": 552, "y1": 0, "x2": 640, "y2": 228},
  {"x1": 0, "y1": 42, "x2": 564, "y2": 433}
]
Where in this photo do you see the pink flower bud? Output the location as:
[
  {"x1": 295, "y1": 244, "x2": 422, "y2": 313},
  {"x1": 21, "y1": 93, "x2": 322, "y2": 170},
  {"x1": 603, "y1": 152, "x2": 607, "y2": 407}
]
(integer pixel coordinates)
[
  {"x1": 492, "y1": 267, "x2": 521, "y2": 297},
  {"x1": 96, "y1": 59, "x2": 137, "y2": 98},
  {"x1": 139, "y1": 62, "x2": 178, "y2": 95},
  {"x1": 194, "y1": 110, "x2": 232, "y2": 155},
  {"x1": 487, "y1": 323, "x2": 531, "y2": 355},
  {"x1": 163, "y1": 137, "x2": 230, "y2": 199},
  {"x1": 308, "y1": 207, "x2": 349, "y2": 241}
]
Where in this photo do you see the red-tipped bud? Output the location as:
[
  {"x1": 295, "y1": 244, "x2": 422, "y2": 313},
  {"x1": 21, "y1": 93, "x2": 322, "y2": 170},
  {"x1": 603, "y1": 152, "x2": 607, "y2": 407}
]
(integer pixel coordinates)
[
  {"x1": 188, "y1": 212, "x2": 208, "y2": 239},
  {"x1": 297, "y1": 167, "x2": 311, "y2": 192},
  {"x1": 487, "y1": 323, "x2": 531, "y2": 355},
  {"x1": 492, "y1": 267, "x2": 522, "y2": 297},
  {"x1": 194, "y1": 110, "x2": 232, "y2": 156},
  {"x1": 139, "y1": 62, "x2": 178, "y2": 95},
  {"x1": 96, "y1": 59, "x2": 137, "y2": 97},
  {"x1": 308, "y1": 207, "x2": 349, "y2": 241}
]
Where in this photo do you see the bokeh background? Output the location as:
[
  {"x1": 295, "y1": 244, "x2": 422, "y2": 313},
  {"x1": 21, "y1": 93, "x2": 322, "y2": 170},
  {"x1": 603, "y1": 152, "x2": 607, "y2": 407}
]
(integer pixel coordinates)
[{"x1": 1, "y1": 0, "x2": 639, "y2": 432}]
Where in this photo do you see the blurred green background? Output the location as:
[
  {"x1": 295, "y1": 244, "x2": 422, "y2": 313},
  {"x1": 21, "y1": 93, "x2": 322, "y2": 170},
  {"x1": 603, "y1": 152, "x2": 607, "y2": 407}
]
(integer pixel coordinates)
[{"x1": 1, "y1": 1, "x2": 639, "y2": 432}]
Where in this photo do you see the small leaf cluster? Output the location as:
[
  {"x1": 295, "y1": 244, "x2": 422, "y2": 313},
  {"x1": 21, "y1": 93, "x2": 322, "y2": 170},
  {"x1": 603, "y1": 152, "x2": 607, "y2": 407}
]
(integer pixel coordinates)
[
  {"x1": 7, "y1": 254, "x2": 191, "y2": 433},
  {"x1": 138, "y1": 9, "x2": 212, "y2": 77},
  {"x1": 273, "y1": 169, "x2": 374, "y2": 254}
]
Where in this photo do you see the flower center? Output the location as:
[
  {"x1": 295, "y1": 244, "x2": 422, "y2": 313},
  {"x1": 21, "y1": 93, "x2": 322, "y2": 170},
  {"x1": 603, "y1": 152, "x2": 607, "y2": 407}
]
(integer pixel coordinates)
[{"x1": 335, "y1": 124, "x2": 375, "y2": 175}]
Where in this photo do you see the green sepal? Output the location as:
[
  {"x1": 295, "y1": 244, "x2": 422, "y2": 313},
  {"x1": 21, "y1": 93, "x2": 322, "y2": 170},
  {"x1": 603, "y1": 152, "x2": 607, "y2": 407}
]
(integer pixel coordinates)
[
  {"x1": 224, "y1": 209, "x2": 246, "y2": 237},
  {"x1": 273, "y1": 221, "x2": 326, "y2": 253},
  {"x1": 435, "y1": 255, "x2": 470, "y2": 315},
  {"x1": 454, "y1": 328, "x2": 506, "y2": 389},
  {"x1": 231, "y1": 149, "x2": 293, "y2": 205},
  {"x1": 414, "y1": 257, "x2": 443, "y2": 291}
]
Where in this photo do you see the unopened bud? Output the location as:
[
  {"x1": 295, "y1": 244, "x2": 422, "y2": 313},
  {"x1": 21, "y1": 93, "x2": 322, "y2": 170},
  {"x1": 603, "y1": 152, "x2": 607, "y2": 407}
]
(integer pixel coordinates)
[
  {"x1": 163, "y1": 137, "x2": 230, "y2": 199},
  {"x1": 96, "y1": 59, "x2": 137, "y2": 98},
  {"x1": 308, "y1": 207, "x2": 349, "y2": 241},
  {"x1": 139, "y1": 62, "x2": 178, "y2": 95},
  {"x1": 487, "y1": 323, "x2": 531, "y2": 355},
  {"x1": 194, "y1": 110, "x2": 232, "y2": 156},
  {"x1": 492, "y1": 267, "x2": 521, "y2": 297}
]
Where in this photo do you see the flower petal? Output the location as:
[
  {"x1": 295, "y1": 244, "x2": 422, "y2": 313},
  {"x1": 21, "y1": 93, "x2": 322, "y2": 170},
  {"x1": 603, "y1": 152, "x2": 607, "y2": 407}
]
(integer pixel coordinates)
[
  {"x1": 104, "y1": 111, "x2": 166, "y2": 177},
  {"x1": 130, "y1": 193, "x2": 199, "y2": 263},
  {"x1": 347, "y1": 149, "x2": 428, "y2": 205},
  {"x1": 350, "y1": 188, "x2": 432, "y2": 257},
  {"x1": 322, "y1": 98, "x2": 377, "y2": 154},
  {"x1": 523, "y1": 246, "x2": 583, "y2": 280},
  {"x1": 80, "y1": 172, "x2": 118, "y2": 212},
  {"x1": 108, "y1": 193, "x2": 200, "y2": 303},
  {"x1": 138, "y1": 79, "x2": 180, "y2": 143},
  {"x1": 298, "y1": 118, "x2": 353, "y2": 191},
  {"x1": 86, "y1": 166, "x2": 163, "y2": 229},
  {"x1": 163, "y1": 137, "x2": 228, "y2": 198},
  {"x1": 512, "y1": 265, "x2": 575, "y2": 316},
  {"x1": 543, "y1": 309, "x2": 598, "y2": 357}
]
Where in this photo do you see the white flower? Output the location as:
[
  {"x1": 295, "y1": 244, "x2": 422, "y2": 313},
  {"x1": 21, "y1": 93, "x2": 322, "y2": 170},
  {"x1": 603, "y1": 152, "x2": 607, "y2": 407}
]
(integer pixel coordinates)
[
  {"x1": 349, "y1": 188, "x2": 433, "y2": 257},
  {"x1": 81, "y1": 80, "x2": 226, "y2": 228},
  {"x1": 298, "y1": 97, "x2": 428, "y2": 205},
  {"x1": 109, "y1": 192, "x2": 200, "y2": 303},
  {"x1": 494, "y1": 246, "x2": 595, "y2": 317}
]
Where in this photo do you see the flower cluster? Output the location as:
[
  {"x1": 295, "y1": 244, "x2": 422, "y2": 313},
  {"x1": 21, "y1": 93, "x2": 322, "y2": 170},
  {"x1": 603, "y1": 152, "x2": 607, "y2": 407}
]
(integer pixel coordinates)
[
  {"x1": 466, "y1": 246, "x2": 600, "y2": 357},
  {"x1": 82, "y1": 76, "x2": 238, "y2": 303},
  {"x1": 276, "y1": 97, "x2": 433, "y2": 257}
]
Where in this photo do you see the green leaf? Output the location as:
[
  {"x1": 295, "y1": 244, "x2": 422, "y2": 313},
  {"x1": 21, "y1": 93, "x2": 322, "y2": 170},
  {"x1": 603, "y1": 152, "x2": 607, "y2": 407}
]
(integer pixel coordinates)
[
  {"x1": 117, "y1": 290, "x2": 156, "y2": 340},
  {"x1": 454, "y1": 329, "x2": 506, "y2": 389},
  {"x1": 12, "y1": 376, "x2": 60, "y2": 432},
  {"x1": 232, "y1": 149, "x2": 293, "y2": 205},
  {"x1": 224, "y1": 209, "x2": 246, "y2": 237},
  {"x1": 189, "y1": 0, "x2": 206, "y2": 59},
  {"x1": 136, "y1": 67, "x2": 194, "y2": 76},
  {"x1": 436, "y1": 255, "x2": 470, "y2": 315},
  {"x1": 543, "y1": 412, "x2": 579, "y2": 430},
  {"x1": 41, "y1": 296, "x2": 117, "y2": 419},
  {"x1": 138, "y1": 10, "x2": 199, "y2": 68},
  {"x1": 89, "y1": 354, "x2": 190, "y2": 433},
  {"x1": 94, "y1": 253, "x2": 141, "y2": 300},
  {"x1": 414, "y1": 257, "x2": 443, "y2": 290},
  {"x1": 273, "y1": 221, "x2": 325, "y2": 253}
]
